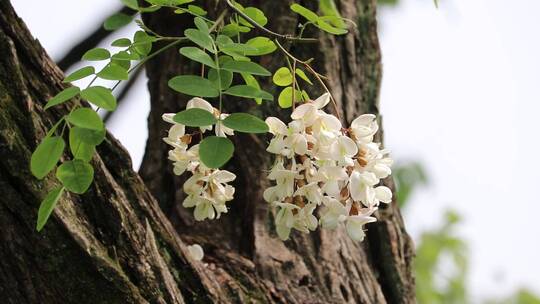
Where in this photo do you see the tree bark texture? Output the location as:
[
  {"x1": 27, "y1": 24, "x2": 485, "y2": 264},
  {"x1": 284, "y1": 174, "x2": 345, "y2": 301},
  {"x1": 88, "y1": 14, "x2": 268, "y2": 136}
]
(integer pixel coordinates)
[{"x1": 0, "y1": 0, "x2": 414, "y2": 303}]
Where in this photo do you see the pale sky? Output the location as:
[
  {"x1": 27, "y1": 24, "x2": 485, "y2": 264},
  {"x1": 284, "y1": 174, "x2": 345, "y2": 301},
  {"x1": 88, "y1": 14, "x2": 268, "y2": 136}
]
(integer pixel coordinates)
[{"x1": 11, "y1": 0, "x2": 540, "y2": 300}]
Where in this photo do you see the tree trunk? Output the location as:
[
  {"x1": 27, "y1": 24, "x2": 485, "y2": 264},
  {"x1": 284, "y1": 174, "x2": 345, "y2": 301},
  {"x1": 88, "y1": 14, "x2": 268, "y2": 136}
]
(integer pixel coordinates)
[{"x1": 0, "y1": 0, "x2": 414, "y2": 303}]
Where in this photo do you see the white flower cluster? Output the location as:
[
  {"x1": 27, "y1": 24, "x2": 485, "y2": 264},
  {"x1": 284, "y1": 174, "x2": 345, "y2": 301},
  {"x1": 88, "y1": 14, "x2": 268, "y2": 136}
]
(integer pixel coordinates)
[
  {"x1": 263, "y1": 93, "x2": 393, "y2": 241},
  {"x1": 163, "y1": 97, "x2": 236, "y2": 221}
]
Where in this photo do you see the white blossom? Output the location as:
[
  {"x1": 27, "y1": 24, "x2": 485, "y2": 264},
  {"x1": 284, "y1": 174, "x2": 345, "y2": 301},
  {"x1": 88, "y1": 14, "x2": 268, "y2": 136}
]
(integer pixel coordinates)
[
  {"x1": 187, "y1": 244, "x2": 204, "y2": 261},
  {"x1": 263, "y1": 94, "x2": 393, "y2": 242},
  {"x1": 162, "y1": 98, "x2": 236, "y2": 222}
]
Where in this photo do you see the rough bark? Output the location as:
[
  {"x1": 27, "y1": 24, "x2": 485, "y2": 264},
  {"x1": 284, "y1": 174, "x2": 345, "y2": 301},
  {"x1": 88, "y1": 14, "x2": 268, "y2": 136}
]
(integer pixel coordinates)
[{"x1": 0, "y1": 0, "x2": 414, "y2": 303}]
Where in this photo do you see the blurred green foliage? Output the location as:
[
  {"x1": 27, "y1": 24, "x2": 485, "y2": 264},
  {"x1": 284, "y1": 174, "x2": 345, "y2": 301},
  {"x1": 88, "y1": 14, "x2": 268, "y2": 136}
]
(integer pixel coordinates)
[{"x1": 395, "y1": 162, "x2": 540, "y2": 304}]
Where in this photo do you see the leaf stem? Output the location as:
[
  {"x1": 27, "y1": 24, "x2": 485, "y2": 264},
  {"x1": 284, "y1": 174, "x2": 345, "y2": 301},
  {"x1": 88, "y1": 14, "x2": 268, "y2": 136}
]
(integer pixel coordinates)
[
  {"x1": 225, "y1": 0, "x2": 317, "y2": 43},
  {"x1": 274, "y1": 39, "x2": 341, "y2": 121}
]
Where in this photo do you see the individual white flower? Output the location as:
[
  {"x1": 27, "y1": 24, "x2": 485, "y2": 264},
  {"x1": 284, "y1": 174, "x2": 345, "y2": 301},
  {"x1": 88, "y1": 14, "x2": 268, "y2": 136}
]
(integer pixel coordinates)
[
  {"x1": 345, "y1": 210, "x2": 377, "y2": 241},
  {"x1": 330, "y1": 135, "x2": 358, "y2": 166},
  {"x1": 215, "y1": 113, "x2": 234, "y2": 137},
  {"x1": 319, "y1": 197, "x2": 349, "y2": 229},
  {"x1": 193, "y1": 197, "x2": 216, "y2": 221},
  {"x1": 274, "y1": 202, "x2": 299, "y2": 240},
  {"x1": 350, "y1": 114, "x2": 378, "y2": 143},
  {"x1": 265, "y1": 117, "x2": 288, "y2": 135},
  {"x1": 293, "y1": 203, "x2": 318, "y2": 233},
  {"x1": 311, "y1": 112, "x2": 342, "y2": 145},
  {"x1": 290, "y1": 93, "x2": 331, "y2": 126},
  {"x1": 267, "y1": 162, "x2": 298, "y2": 198},
  {"x1": 375, "y1": 186, "x2": 393, "y2": 204},
  {"x1": 294, "y1": 182, "x2": 323, "y2": 205},
  {"x1": 317, "y1": 166, "x2": 349, "y2": 198},
  {"x1": 354, "y1": 143, "x2": 393, "y2": 179},
  {"x1": 349, "y1": 171, "x2": 378, "y2": 206},
  {"x1": 163, "y1": 123, "x2": 187, "y2": 148},
  {"x1": 168, "y1": 144, "x2": 199, "y2": 175},
  {"x1": 187, "y1": 244, "x2": 204, "y2": 261}
]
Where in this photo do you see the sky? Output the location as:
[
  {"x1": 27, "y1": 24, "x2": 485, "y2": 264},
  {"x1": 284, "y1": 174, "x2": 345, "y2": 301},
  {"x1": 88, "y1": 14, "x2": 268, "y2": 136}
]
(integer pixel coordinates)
[{"x1": 11, "y1": 0, "x2": 540, "y2": 300}]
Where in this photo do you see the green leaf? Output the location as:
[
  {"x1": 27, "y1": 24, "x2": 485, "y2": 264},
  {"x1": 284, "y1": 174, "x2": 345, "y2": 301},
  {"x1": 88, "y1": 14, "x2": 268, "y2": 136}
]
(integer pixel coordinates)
[
  {"x1": 223, "y1": 113, "x2": 268, "y2": 133},
  {"x1": 278, "y1": 86, "x2": 302, "y2": 108},
  {"x1": 168, "y1": 75, "x2": 219, "y2": 97},
  {"x1": 320, "y1": 0, "x2": 346, "y2": 28},
  {"x1": 111, "y1": 38, "x2": 132, "y2": 47},
  {"x1": 240, "y1": 73, "x2": 262, "y2": 104},
  {"x1": 273, "y1": 67, "x2": 293, "y2": 86},
  {"x1": 31, "y1": 136, "x2": 65, "y2": 179},
  {"x1": 36, "y1": 187, "x2": 64, "y2": 231},
  {"x1": 56, "y1": 160, "x2": 94, "y2": 194},
  {"x1": 96, "y1": 64, "x2": 128, "y2": 81},
  {"x1": 316, "y1": 19, "x2": 348, "y2": 35},
  {"x1": 44, "y1": 87, "x2": 80, "y2": 110},
  {"x1": 187, "y1": 5, "x2": 207, "y2": 16},
  {"x1": 66, "y1": 108, "x2": 104, "y2": 130},
  {"x1": 82, "y1": 48, "x2": 111, "y2": 61},
  {"x1": 221, "y1": 60, "x2": 271, "y2": 76},
  {"x1": 244, "y1": 37, "x2": 276, "y2": 56},
  {"x1": 173, "y1": 108, "x2": 217, "y2": 127},
  {"x1": 63, "y1": 67, "x2": 95, "y2": 83},
  {"x1": 71, "y1": 127, "x2": 106, "y2": 146},
  {"x1": 295, "y1": 68, "x2": 313, "y2": 85},
  {"x1": 194, "y1": 17, "x2": 209, "y2": 33},
  {"x1": 121, "y1": 0, "x2": 138, "y2": 10},
  {"x1": 179, "y1": 47, "x2": 217, "y2": 68},
  {"x1": 224, "y1": 85, "x2": 273, "y2": 100},
  {"x1": 133, "y1": 31, "x2": 153, "y2": 56},
  {"x1": 239, "y1": 7, "x2": 268, "y2": 27},
  {"x1": 290, "y1": 3, "x2": 319, "y2": 23},
  {"x1": 208, "y1": 68, "x2": 233, "y2": 90},
  {"x1": 184, "y1": 28, "x2": 215, "y2": 53},
  {"x1": 111, "y1": 51, "x2": 134, "y2": 70},
  {"x1": 199, "y1": 136, "x2": 234, "y2": 168},
  {"x1": 69, "y1": 127, "x2": 95, "y2": 162},
  {"x1": 221, "y1": 23, "x2": 251, "y2": 37},
  {"x1": 104, "y1": 12, "x2": 133, "y2": 30},
  {"x1": 80, "y1": 86, "x2": 117, "y2": 111}
]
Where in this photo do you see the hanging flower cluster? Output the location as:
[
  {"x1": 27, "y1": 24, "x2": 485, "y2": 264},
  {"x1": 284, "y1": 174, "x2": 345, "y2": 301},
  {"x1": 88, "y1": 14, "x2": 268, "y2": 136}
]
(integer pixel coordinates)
[
  {"x1": 163, "y1": 98, "x2": 236, "y2": 221},
  {"x1": 263, "y1": 93, "x2": 393, "y2": 241}
]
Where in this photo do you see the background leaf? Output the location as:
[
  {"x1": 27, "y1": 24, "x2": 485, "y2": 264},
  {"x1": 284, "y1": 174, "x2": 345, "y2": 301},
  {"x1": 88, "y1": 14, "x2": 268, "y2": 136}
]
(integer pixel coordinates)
[
  {"x1": 223, "y1": 113, "x2": 268, "y2": 133},
  {"x1": 80, "y1": 86, "x2": 117, "y2": 111},
  {"x1": 63, "y1": 67, "x2": 95, "y2": 83},
  {"x1": 31, "y1": 136, "x2": 65, "y2": 179},
  {"x1": 104, "y1": 13, "x2": 133, "y2": 30},
  {"x1": 173, "y1": 108, "x2": 217, "y2": 127},
  {"x1": 273, "y1": 67, "x2": 293, "y2": 86},
  {"x1": 96, "y1": 64, "x2": 128, "y2": 81},
  {"x1": 36, "y1": 187, "x2": 64, "y2": 231},
  {"x1": 82, "y1": 48, "x2": 110, "y2": 61},
  {"x1": 66, "y1": 108, "x2": 104, "y2": 130},
  {"x1": 221, "y1": 60, "x2": 271, "y2": 76},
  {"x1": 179, "y1": 47, "x2": 217, "y2": 68},
  {"x1": 184, "y1": 28, "x2": 215, "y2": 53},
  {"x1": 44, "y1": 87, "x2": 80, "y2": 110},
  {"x1": 168, "y1": 75, "x2": 219, "y2": 97},
  {"x1": 224, "y1": 85, "x2": 273, "y2": 100},
  {"x1": 69, "y1": 127, "x2": 96, "y2": 162},
  {"x1": 199, "y1": 136, "x2": 234, "y2": 168},
  {"x1": 208, "y1": 68, "x2": 233, "y2": 90},
  {"x1": 56, "y1": 160, "x2": 94, "y2": 194},
  {"x1": 278, "y1": 86, "x2": 302, "y2": 108}
]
